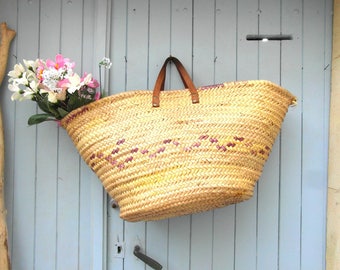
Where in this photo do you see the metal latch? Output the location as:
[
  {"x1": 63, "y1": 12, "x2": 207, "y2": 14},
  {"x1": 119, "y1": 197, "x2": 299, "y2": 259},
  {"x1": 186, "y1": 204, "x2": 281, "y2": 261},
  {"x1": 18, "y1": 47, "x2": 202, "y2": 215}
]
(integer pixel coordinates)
[{"x1": 133, "y1": 245, "x2": 162, "y2": 270}]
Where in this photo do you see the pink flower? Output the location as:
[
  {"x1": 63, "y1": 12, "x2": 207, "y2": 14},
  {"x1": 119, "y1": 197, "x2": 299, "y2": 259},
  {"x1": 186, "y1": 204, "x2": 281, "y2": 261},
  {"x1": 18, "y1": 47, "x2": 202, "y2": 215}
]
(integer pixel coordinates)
[
  {"x1": 81, "y1": 72, "x2": 99, "y2": 88},
  {"x1": 56, "y1": 73, "x2": 99, "y2": 94},
  {"x1": 46, "y1": 54, "x2": 75, "y2": 70},
  {"x1": 88, "y1": 78, "x2": 99, "y2": 88},
  {"x1": 36, "y1": 60, "x2": 46, "y2": 82},
  {"x1": 57, "y1": 78, "x2": 70, "y2": 89},
  {"x1": 94, "y1": 92, "x2": 101, "y2": 100}
]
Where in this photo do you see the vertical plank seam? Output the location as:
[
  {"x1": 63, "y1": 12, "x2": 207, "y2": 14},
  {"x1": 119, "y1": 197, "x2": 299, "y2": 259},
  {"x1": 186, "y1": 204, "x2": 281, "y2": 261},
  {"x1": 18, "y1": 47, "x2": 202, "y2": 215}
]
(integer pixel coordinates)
[
  {"x1": 299, "y1": 0, "x2": 304, "y2": 269},
  {"x1": 278, "y1": 0, "x2": 283, "y2": 269},
  {"x1": 256, "y1": 2, "x2": 260, "y2": 270},
  {"x1": 9, "y1": 0, "x2": 19, "y2": 262},
  {"x1": 234, "y1": 2, "x2": 239, "y2": 269},
  {"x1": 33, "y1": 1, "x2": 42, "y2": 268},
  {"x1": 77, "y1": 1, "x2": 86, "y2": 269},
  {"x1": 322, "y1": 0, "x2": 332, "y2": 268},
  {"x1": 103, "y1": 2, "x2": 112, "y2": 268},
  {"x1": 55, "y1": 1, "x2": 64, "y2": 269},
  {"x1": 212, "y1": 1, "x2": 217, "y2": 269}
]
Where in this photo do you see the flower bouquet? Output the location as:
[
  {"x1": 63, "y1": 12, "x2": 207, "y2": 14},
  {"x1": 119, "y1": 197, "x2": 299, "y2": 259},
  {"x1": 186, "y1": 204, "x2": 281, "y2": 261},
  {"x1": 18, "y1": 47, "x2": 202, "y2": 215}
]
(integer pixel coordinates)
[{"x1": 8, "y1": 54, "x2": 111, "y2": 125}]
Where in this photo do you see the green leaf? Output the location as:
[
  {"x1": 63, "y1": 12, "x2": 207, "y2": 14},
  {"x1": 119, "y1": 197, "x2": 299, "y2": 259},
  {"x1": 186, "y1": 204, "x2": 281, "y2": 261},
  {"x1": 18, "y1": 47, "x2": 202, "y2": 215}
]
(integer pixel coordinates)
[
  {"x1": 28, "y1": 114, "x2": 51, "y2": 125},
  {"x1": 36, "y1": 94, "x2": 51, "y2": 114},
  {"x1": 67, "y1": 96, "x2": 86, "y2": 112},
  {"x1": 47, "y1": 102, "x2": 62, "y2": 118},
  {"x1": 57, "y1": 107, "x2": 69, "y2": 118}
]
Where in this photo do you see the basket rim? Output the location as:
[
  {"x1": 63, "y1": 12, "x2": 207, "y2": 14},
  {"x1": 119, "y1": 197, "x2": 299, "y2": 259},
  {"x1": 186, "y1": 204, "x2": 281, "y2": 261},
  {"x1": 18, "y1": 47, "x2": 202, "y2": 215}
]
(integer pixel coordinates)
[{"x1": 60, "y1": 79, "x2": 297, "y2": 128}]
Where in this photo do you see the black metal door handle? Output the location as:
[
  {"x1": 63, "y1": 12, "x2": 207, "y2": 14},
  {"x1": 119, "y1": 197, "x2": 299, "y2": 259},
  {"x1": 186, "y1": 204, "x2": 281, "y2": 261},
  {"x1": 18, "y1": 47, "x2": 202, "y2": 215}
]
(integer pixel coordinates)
[{"x1": 133, "y1": 245, "x2": 162, "y2": 270}]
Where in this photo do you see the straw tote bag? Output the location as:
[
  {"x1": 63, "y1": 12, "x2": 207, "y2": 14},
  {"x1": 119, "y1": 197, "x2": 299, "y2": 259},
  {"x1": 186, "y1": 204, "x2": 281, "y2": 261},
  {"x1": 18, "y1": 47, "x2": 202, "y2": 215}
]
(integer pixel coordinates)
[{"x1": 61, "y1": 56, "x2": 296, "y2": 222}]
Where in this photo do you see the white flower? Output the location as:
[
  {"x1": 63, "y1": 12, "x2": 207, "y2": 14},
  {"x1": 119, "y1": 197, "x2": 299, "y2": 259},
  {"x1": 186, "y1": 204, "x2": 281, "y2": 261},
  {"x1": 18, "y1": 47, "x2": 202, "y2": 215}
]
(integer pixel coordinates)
[
  {"x1": 16, "y1": 75, "x2": 28, "y2": 86},
  {"x1": 47, "y1": 92, "x2": 58, "y2": 103},
  {"x1": 23, "y1": 59, "x2": 39, "y2": 70},
  {"x1": 65, "y1": 73, "x2": 82, "y2": 94},
  {"x1": 41, "y1": 68, "x2": 61, "y2": 91},
  {"x1": 8, "y1": 63, "x2": 25, "y2": 78},
  {"x1": 29, "y1": 80, "x2": 39, "y2": 92},
  {"x1": 10, "y1": 91, "x2": 24, "y2": 101},
  {"x1": 39, "y1": 84, "x2": 66, "y2": 103},
  {"x1": 47, "y1": 90, "x2": 66, "y2": 103},
  {"x1": 64, "y1": 62, "x2": 75, "y2": 74},
  {"x1": 99, "y1": 57, "x2": 112, "y2": 69},
  {"x1": 8, "y1": 83, "x2": 21, "y2": 93},
  {"x1": 9, "y1": 83, "x2": 35, "y2": 101},
  {"x1": 21, "y1": 90, "x2": 35, "y2": 100},
  {"x1": 26, "y1": 70, "x2": 38, "y2": 83}
]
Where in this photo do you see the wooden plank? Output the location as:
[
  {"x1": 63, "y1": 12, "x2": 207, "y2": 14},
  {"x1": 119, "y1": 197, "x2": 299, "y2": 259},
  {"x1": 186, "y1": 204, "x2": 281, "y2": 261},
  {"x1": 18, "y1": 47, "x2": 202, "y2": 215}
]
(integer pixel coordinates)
[
  {"x1": 236, "y1": 0, "x2": 259, "y2": 81},
  {"x1": 212, "y1": 1, "x2": 237, "y2": 268},
  {"x1": 124, "y1": 219, "x2": 146, "y2": 270},
  {"x1": 145, "y1": 2, "x2": 171, "y2": 269},
  {"x1": 256, "y1": 0, "x2": 281, "y2": 269},
  {"x1": 192, "y1": 0, "x2": 215, "y2": 84},
  {"x1": 125, "y1": 0, "x2": 149, "y2": 90},
  {"x1": 167, "y1": 1, "x2": 193, "y2": 269},
  {"x1": 79, "y1": 0, "x2": 108, "y2": 269},
  {"x1": 168, "y1": 216, "x2": 191, "y2": 270},
  {"x1": 107, "y1": 196, "x2": 125, "y2": 270},
  {"x1": 10, "y1": 1, "x2": 39, "y2": 269},
  {"x1": 123, "y1": 1, "x2": 149, "y2": 269},
  {"x1": 215, "y1": 0, "x2": 237, "y2": 83},
  {"x1": 56, "y1": 137, "x2": 80, "y2": 270},
  {"x1": 148, "y1": 0, "x2": 171, "y2": 88},
  {"x1": 234, "y1": 0, "x2": 259, "y2": 269},
  {"x1": 145, "y1": 221, "x2": 168, "y2": 270},
  {"x1": 107, "y1": 1, "x2": 127, "y2": 269},
  {"x1": 301, "y1": 0, "x2": 330, "y2": 269},
  {"x1": 170, "y1": 0, "x2": 193, "y2": 61},
  {"x1": 33, "y1": 1, "x2": 62, "y2": 269},
  {"x1": 110, "y1": 0, "x2": 128, "y2": 95},
  {"x1": 190, "y1": 1, "x2": 215, "y2": 269},
  {"x1": 212, "y1": 208, "x2": 236, "y2": 270},
  {"x1": 279, "y1": 0, "x2": 303, "y2": 269},
  {"x1": 56, "y1": 0, "x2": 85, "y2": 269},
  {"x1": 327, "y1": 0, "x2": 340, "y2": 269},
  {"x1": 78, "y1": 160, "x2": 92, "y2": 270}
]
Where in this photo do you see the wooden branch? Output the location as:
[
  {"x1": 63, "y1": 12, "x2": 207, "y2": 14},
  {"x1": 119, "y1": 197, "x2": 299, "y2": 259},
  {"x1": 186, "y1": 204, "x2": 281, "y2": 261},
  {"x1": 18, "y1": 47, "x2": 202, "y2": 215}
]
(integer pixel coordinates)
[
  {"x1": 0, "y1": 23, "x2": 16, "y2": 86},
  {"x1": 0, "y1": 23, "x2": 16, "y2": 85},
  {"x1": 0, "y1": 22, "x2": 16, "y2": 270},
  {"x1": 327, "y1": 0, "x2": 340, "y2": 269}
]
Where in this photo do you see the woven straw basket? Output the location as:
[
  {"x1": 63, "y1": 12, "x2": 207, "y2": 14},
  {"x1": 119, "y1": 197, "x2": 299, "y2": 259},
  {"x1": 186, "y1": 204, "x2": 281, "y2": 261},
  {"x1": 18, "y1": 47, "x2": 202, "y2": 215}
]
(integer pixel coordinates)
[{"x1": 61, "y1": 56, "x2": 296, "y2": 222}]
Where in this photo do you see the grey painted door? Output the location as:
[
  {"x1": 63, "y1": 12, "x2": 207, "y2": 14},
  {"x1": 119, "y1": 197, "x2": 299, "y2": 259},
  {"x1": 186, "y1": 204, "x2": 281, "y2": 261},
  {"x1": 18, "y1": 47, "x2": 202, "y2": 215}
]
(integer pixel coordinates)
[
  {"x1": 0, "y1": 0, "x2": 332, "y2": 269},
  {"x1": 106, "y1": 0, "x2": 331, "y2": 270}
]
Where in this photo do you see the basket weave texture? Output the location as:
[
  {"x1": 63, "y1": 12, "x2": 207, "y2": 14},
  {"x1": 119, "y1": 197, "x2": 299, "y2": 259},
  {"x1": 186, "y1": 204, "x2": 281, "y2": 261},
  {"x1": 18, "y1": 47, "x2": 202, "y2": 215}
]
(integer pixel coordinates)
[{"x1": 61, "y1": 57, "x2": 296, "y2": 222}]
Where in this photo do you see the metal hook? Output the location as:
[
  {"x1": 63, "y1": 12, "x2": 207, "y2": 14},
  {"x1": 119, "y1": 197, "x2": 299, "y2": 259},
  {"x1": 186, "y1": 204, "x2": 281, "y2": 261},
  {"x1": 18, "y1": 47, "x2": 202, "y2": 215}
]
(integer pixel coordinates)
[
  {"x1": 246, "y1": 34, "x2": 293, "y2": 41},
  {"x1": 133, "y1": 245, "x2": 162, "y2": 270},
  {"x1": 110, "y1": 199, "x2": 118, "y2": 209}
]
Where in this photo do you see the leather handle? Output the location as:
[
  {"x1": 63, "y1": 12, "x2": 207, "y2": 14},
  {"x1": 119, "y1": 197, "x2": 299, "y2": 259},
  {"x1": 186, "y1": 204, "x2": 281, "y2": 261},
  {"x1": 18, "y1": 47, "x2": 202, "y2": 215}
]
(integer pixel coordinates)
[{"x1": 152, "y1": 56, "x2": 199, "y2": 107}]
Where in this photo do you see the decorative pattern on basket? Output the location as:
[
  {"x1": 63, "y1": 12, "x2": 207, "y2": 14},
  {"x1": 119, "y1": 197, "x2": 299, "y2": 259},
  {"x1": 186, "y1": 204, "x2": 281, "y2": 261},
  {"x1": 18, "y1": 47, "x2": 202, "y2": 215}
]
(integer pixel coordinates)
[
  {"x1": 61, "y1": 56, "x2": 297, "y2": 222},
  {"x1": 88, "y1": 131, "x2": 272, "y2": 172}
]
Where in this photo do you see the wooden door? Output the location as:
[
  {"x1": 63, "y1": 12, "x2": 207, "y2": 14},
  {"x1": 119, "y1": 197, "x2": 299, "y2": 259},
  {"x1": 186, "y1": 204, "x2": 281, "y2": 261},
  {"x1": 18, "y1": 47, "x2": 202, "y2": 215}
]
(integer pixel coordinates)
[
  {"x1": 0, "y1": 0, "x2": 332, "y2": 269},
  {"x1": 106, "y1": 0, "x2": 332, "y2": 269}
]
